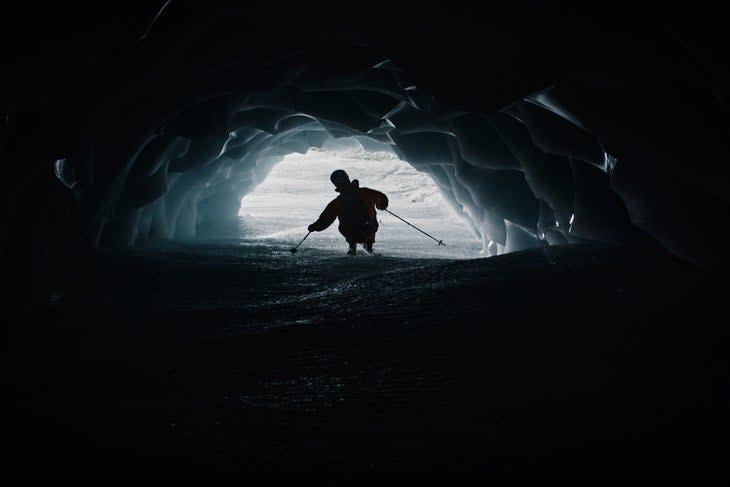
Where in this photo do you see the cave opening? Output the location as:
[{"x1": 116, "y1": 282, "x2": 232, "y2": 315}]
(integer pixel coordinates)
[{"x1": 234, "y1": 137, "x2": 483, "y2": 258}]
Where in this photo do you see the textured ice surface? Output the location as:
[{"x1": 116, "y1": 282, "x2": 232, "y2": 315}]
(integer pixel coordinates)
[{"x1": 234, "y1": 145, "x2": 483, "y2": 259}]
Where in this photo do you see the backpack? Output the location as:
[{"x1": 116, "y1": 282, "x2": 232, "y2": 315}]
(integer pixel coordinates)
[{"x1": 339, "y1": 181, "x2": 371, "y2": 233}]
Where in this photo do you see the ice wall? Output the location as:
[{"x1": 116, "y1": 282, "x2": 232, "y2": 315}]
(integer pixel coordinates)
[{"x1": 4, "y1": 3, "x2": 728, "y2": 306}]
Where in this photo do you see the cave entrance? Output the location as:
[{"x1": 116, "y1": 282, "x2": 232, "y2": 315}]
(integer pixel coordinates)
[{"x1": 238, "y1": 137, "x2": 483, "y2": 259}]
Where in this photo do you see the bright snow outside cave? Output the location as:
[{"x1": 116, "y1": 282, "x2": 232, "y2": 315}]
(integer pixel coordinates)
[{"x1": 238, "y1": 140, "x2": 483, "y2": 259}]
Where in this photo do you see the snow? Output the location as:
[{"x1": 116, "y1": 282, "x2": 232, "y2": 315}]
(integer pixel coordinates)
[{"x1": 236, "y1": 143, "x2": 483, "y2": 259}]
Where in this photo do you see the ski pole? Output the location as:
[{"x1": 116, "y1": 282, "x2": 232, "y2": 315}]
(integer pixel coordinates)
[
  {"x1": 290, "y1": 232, "x2": 311, "y2": 253},
  {"x1": 384, "y1": 209, "x2": 445, "y2": 246}
]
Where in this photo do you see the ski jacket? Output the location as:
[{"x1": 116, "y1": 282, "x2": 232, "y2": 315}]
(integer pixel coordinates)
[{"x1": 309, "y1": 186, "x2": 389, "y2": 243}]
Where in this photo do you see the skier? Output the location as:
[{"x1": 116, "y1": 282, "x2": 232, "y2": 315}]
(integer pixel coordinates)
[{"x1": 307, "y1": 169, "x2": 389, "y2": 255}]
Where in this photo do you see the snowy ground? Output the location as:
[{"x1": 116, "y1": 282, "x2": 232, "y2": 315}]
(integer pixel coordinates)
[
  {"x1": 233, "y1": 142, "x2": 483, "y2": 259},
  {"x1": 9, "y1": 239, "x2": 718, "y2": 478}
]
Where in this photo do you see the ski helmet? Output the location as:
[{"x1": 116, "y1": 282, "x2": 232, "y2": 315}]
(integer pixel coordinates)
[{"x1": 330, "y1": 169, "x2": 350, "y2": 188}]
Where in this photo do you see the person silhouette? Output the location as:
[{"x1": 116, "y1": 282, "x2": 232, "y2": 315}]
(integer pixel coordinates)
[{"x1": 307, "y1": 169, "x2": 389, "y2": 254}]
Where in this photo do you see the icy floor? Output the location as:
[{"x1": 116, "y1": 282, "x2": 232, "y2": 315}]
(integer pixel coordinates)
[
  {"x1": 89, "y1": 237, "x2": 471, "y2": 342},
  {"x1": 11, "y1": 232, "x2": 722, "y2": 477},
  {"x1": 74, "y1": 236, "x2": 696, "y2": 348},
  {"x1": 229, "y1": 145, "x2": 484, "y2": 259}
]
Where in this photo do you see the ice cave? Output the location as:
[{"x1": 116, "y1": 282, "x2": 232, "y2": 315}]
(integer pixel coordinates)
[{"x1": 2, "y1": 3, "x2": 728, "y2": 480}]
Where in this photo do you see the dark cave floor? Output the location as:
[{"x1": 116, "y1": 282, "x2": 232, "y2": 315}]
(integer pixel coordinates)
[{"x1": 3, "y1": 242, "x2": 728, "y2": 480}]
